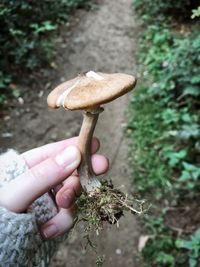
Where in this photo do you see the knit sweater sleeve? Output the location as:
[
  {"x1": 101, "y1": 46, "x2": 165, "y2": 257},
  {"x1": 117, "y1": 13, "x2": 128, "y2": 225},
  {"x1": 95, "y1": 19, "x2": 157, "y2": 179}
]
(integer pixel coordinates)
[{"x1": 0, "y1": 150, "x2": 66, "y2": 267}]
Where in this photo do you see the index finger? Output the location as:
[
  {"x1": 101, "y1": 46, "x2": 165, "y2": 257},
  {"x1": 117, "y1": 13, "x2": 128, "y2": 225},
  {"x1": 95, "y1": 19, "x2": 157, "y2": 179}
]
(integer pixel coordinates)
[{"x1": 22, "y1": 137, "x2": 100, "y2": 168}]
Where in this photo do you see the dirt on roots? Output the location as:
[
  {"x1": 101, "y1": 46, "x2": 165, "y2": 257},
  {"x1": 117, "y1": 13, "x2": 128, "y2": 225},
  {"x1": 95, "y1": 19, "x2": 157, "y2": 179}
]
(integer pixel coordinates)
[{"x1": 0, "y1": 0, "x2": 141, "y2": 266}]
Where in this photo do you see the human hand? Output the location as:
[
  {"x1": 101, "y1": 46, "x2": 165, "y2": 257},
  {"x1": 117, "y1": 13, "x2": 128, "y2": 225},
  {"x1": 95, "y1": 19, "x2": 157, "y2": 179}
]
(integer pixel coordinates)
[{"x1": 0, "y1": 137, "x2": 109, "y2": 239}]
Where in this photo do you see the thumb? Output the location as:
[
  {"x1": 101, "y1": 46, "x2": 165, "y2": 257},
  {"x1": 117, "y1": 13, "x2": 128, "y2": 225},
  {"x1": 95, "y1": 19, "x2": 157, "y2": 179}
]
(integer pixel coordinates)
[{"x1": 0, "y1": 146, "x2": 81, "y2": 213}]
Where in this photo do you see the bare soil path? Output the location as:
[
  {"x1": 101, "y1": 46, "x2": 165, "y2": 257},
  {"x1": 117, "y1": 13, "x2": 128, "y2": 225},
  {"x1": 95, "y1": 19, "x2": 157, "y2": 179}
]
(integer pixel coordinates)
[{"x1": 0, "y1": 0, "x2": 140, "y2": 266}]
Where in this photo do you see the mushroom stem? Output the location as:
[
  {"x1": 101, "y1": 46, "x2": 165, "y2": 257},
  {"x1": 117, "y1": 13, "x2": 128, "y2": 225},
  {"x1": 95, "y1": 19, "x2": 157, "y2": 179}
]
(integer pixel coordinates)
[{"x1": 77, "y1": 106, "x2": 103, "y2": 192}]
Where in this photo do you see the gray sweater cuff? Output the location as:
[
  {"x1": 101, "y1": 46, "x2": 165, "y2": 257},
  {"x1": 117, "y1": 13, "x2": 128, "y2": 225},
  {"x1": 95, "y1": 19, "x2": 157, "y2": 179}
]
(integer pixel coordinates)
[
  {"x1": 0, "y1": 206, "x2": 41, "y2": 266},
  {"x1": 0, "y1": 150, "x2": 64, "y2": 266}
]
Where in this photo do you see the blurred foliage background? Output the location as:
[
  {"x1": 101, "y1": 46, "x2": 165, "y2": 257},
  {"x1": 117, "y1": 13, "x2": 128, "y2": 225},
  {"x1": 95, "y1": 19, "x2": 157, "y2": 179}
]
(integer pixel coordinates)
[
  {"x1": 0, "y1": 0, "x2": 90, "y2": 104},
  {"x1": 128, "y1": 0, "x2": 200, "y2": 266}
]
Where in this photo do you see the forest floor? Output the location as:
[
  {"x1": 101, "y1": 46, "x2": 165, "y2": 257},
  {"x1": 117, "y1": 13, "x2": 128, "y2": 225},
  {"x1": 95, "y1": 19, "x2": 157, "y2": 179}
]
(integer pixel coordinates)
[{"x1": 0, "y1": 0, "x2": 141, "y2": 266}]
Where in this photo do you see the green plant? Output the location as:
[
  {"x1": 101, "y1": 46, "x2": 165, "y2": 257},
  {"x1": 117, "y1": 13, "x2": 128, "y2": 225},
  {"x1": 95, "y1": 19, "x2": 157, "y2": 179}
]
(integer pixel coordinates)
[
  {"x1": 179, "y1": 162, "x2": 200, "y2": 190},
  {"x1": 0, "y1": 0, "x2": 90, "y2": 104},
  {"x1": 129, "y1": 1, "x2": 200, "y2": 266},
  {"x1": 142, "y1": 216, "x2": 177, "y2": 266},
  {"x1": 176, "y1": 229, "x2": 200, "y2": 267},
  {"x1": 0, "y1": 72, "x2": 11, "y2": 104},
  {"x1": 133, "y1": 0, "x2": 198, "y2": 22},
  {"x1": 138, "y1": 28, "x2": 200, "y2": 187},
  {"x1": 0, "y1": 72, "x2": 11, "y2": 89},
  {"x1": 128, "y1": 89, "x2": 172, "y2": 197},
  {"x1": 162, "y1": 146, "x2": 187, "y2": 168},
  {"x1": 0, "y1": 0, "x2": 91, "y2": 72},
  {"x1": 191, "y1": 6, "x2": 200, "y2": 18},
  {"x1": 129, "y1": 26, "x2": 200, "y2": 197}
]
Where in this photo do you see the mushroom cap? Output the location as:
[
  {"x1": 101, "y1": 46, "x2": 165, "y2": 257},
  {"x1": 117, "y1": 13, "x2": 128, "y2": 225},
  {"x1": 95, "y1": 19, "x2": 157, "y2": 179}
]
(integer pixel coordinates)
[{"x1": 47, "y1": 72, "x2": 136, "y2": 110}]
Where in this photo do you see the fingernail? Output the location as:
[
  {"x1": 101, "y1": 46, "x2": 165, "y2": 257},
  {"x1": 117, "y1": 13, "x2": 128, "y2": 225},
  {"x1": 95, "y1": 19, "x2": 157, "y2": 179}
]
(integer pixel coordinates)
[
  {"x1": 42, "y1": 224, "x2": 58, "y2": 239},
  {"x1": 55, "y1": 146, "x2": 80, "y2": 169},
  {"x1": 62, "y1": 189, "x2": 75, "y2": 208}
]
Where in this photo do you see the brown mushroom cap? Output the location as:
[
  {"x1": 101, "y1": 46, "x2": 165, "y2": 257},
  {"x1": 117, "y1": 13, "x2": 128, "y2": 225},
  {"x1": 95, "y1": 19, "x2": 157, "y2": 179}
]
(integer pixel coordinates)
[{"x1": 47, "y1": 72, "x2": 136, "y2": 110}]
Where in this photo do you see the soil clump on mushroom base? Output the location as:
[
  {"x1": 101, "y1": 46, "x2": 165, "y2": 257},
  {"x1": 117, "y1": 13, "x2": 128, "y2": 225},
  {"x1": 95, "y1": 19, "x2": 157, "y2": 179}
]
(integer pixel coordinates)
[{"x1": 76, "y1": 180, "x2": 145, "y2": 239}]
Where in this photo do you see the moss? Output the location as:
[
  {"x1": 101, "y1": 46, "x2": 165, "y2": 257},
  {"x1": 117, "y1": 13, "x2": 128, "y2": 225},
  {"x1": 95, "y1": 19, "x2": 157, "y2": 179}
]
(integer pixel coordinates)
[{"x1": 76, "y1": 180, "x2": 146, "y2": 235}]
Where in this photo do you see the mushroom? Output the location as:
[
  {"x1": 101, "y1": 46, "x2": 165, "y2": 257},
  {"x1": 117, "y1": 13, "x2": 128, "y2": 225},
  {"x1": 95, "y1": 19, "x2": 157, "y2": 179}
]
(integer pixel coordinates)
[{"x1": 47, "y1": 71, "x2": 136, "y2": 193}]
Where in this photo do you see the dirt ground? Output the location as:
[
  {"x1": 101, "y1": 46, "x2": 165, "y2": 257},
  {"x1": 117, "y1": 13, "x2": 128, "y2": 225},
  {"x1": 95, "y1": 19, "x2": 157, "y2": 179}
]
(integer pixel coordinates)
[{"x1": 0, "y1": 0, "x2": 141, "y2": 266}]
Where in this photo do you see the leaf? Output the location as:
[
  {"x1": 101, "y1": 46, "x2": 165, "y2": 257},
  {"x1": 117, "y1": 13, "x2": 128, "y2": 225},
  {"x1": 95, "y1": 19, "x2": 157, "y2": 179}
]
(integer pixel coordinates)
[
  {"x1": 191, "y1": 7, "x2": 200, "y2": 19},
  {"x1": 176, "y1": 239, "x2": 193, "y2": 250},
  {"x1": 156, "y1": 251, "x2": 175, "y2": 265},
  {"x1": 182, "y1": 162, "x2": 196, "y2": 171},
  {"x1": 191, "y1": 75, "x2": 200, "y2": 84},
  {"x1": 180, "y1": 162, "x2": 200, "y2": 181},
  {"x1": 183, "y1": 86, "x2": 200, "y2": 96},
  {"x1": 177, "y1": 124, "x2": 200, "y2": 140},
  {"x1": 194, "y1": 229, "x2": 200, "y2": 240},
  {"x1": 42, "y1": 21, "x2": 57, "y2": 31},
  {"x1": 162, "y1": 147, "x2": 187, "y2": 167},
  {"x1": 181, "y1": 113, "x2": 191, "y2": 123},
  {"x1": 189, "y1": 258, "x2": 197, "y2": 267},
  {"x1": 31, "y1": 21, "x2": 57, "y2": 34},
  {"x1": 161, "y1": 108, "x2": 180, "y2": 124}
]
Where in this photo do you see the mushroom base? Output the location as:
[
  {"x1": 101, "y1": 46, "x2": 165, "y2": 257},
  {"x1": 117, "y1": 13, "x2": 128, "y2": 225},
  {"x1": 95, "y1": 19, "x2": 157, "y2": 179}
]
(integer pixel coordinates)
[{"x1": 76, "y1": 180, "x2": 146, "y2": 234}]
